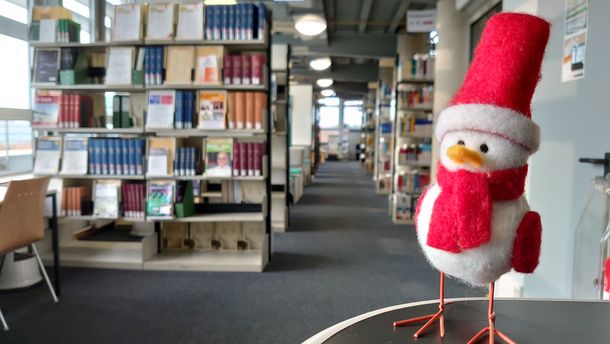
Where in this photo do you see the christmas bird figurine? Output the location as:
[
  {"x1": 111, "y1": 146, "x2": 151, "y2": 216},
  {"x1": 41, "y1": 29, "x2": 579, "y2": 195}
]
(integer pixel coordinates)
[{"x1": 393, "y1": 13, "x2": 550, "y2": 344}]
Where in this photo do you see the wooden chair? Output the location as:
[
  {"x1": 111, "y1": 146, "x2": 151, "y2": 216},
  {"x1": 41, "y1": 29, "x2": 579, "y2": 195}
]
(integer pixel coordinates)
[{"x1": 0, "y1": 177, "x2": 58, "y2": 331}]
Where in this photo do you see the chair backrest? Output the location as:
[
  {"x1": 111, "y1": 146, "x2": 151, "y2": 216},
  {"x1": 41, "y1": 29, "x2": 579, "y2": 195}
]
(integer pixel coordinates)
[{"x1": 0, "y1": 177, "x2": 50, "y2": 253}]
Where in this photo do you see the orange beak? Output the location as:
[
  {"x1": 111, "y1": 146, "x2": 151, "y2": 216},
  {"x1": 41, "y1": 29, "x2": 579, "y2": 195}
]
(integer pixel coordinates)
[{"x1": 447, "y1": 145, "x2": 484, "y2": 169}]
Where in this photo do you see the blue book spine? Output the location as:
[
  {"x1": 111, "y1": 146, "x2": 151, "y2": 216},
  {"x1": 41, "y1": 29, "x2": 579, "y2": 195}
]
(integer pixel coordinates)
[
  {"x1": 189, "y1": 147, "x2": 195, "y2": 175},
  {"x1": 135, "y1": 139, "x2": 144, "y2": 175},
  {"x1": 173, "y1": 148, "x2": 179, "y2": 176},
  {"x1": 214, "y1": 6, "x2": 222, "y2": 40},
  {"x1": 221, "y1": 5, "x2": 228, "y2": 40},
  {"x1": 228, "y1": 5, "x2": 235, "y2": 40},
  {"x1": 108, "y1": 139, "x2": 115, "y2": 175},
  {"x1": 100, "y1": 138, "x2": 108, "y2": 175},
  {"x1": 257, "y1": 3, "x2": 266, "y2": 40},
  {"x1": 177, "y1": 148, "x2": 184, "y2": 176},
  {"x1": 121, "y1": 139, "x2": 129, "y2": 175},
  {"x1": 88, "y1": 138, "x2": 95, "y2": 174},
  {"x1": 205, "y1": 5, "x2": 214, "y2": 40},
  {"x1": 94, "y1": 139, "x2": 101, "y2": 174},
  {"x1": 156, "y1": 47, "x2": 164, "y2": 85},
  {"x1": 185, "y1": 91, "x2": 194, "y2": 128},
  {"x1": 144, "y1": 48, "x2": 150, "y2": 85},
  {"x1": 240, "y1": 4, "x2": 247, "y2": 40},
  {"x1": 115, "y1": 139, "x2": 123, "y2": 175},
  {"x1": 175, "y1": 91, "x2": 183, "y2": 129},
  {"x1": 246, "y1": 4, "x2": 253, "y2": 40},
  {"x1": 128, "y1": 139, "x2": 135, "y2": 175}
]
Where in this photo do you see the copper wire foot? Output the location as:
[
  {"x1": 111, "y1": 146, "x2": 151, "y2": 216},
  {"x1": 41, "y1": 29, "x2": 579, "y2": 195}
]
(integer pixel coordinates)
[{"x1": 467, "y1": 283, "x2": 517, "y2": 344}]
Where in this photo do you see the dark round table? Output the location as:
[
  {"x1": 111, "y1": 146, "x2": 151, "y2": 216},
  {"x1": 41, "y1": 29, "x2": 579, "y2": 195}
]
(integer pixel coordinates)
[{"x1": 302, "y1": 298, "x2": 610, "y2": 344}]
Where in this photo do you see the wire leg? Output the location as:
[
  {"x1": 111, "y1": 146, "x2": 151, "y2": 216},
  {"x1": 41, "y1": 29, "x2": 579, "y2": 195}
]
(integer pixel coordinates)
[
  {"x1": 0, "y1": 307, "x2": 8, "y2": 331},
  {"x1": 467, "y1": 283, "x2": 516, "y2": 344},
  {"x1": 31, "y1": 244, "x2": 58, "y2": 303}
]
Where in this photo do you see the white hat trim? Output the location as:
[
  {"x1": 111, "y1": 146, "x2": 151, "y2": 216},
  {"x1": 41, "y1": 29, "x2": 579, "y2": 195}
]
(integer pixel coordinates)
[{"x1": 435, "y1": 103, "x2": 540, "y2": 152}]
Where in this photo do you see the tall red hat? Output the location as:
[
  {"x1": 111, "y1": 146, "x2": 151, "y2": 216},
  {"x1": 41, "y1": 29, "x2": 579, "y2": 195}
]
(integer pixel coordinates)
[{"x1": 435, "y1": 13, "x2": 550, "y2": 152}]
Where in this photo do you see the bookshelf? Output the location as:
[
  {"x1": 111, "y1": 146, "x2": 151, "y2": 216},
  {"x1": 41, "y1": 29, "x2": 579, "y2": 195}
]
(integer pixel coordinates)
[
  {"x1": 270, "y1": 44, "x2": 291, "y2": 232},
  {"x1": 32, "y1": 4, "x2": 273, "y2": 272},
  {"x1": 374, "y1": 83, "x2": 395, "y2": 195},
  {"x1": 389, "y1": 78, "x2": 434, "y2": 225}
]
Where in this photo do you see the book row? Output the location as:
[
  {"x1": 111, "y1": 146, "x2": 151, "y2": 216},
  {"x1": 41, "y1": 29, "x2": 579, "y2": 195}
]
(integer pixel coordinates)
[
  {"x1": 399, "y1": 116, "x2": 433, "y2": 137},
  {"x1": 398, "y1": 143, "x2": 432, "y2": 166},
  {"x1": 33, "y1": 91, "x2": 96, "y2": 128},
  {"x1": 111, "y1": 3, "x2": 267, "y2": 43},
  {"x1": 34, "y1": 136, "x2": 267, "y2": 179},
  {"x1": 59, "y1": 179, "x2": 262, "y2": 221},
  {"x1": 33, "y1": 45, "x2": 266, "y2": 87},
  {"x1": 147, "y1": 90, "x2": 267, "y2": 130},
  {"x1": 394, "y1": 193, "x2": 418, "y2": 221},
  {"x1": 398, "y1": 85, "x2": 434, "y2": 109},
  {"x1": 31, "y1": 12, "x2": 80, "y2": 43},
  {"x1": 395, "y1": 171, "x2": 431, "y2": 194}
]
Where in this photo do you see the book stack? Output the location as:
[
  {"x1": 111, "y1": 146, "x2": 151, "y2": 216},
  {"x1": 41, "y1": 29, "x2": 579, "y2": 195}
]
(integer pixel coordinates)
[
  {"x1": 147, "y1": 181, "x2": 175, "y2": 218},
  {"x1": 194, "y1": 46, "x2": 225, "y2": 85},
  {"x1": 122, "y1": 182, "x2": 145, "y2": 219},
  {"x1": 61, "y1": 137, "x2": 88, "y2": 175},
  {"x1": 198, "y1": 91, "x2": 226, "y2": 129},
  {"x1": 205, "y1": 3, "x2": 267, "y2": 41},
  {"x1": 232, "y1": 140, "x2": 265, "y2": 177},
  {"x1": 223, "y1": 54, "x2": 266, "y2": 85},
  {"x1": 174, "y1": 147, "x2": 199, "y2": 176},
  {"x1": 227, "y1": 92, "x2": 266, "y2": 130},
  {"x1": 62, "y1": 186, "x2": 90, "y2": 216},
  {"x1": 31, "y1": 18, "x2": 80, "y2": 43},
  {"x1": 33, "y1": 91, "x2": 94, "y2": 128},
  {"x1": 396, "y1": 171, "x2": 430, "y2": 194},
  {"x1": 395, "y1": 194, "x2": 414, "y2": 221},
  {"x1": 204, "y1": 138, "x2": 233, "y2": 177},
  {"x1": 88, "y1": 138, "x2": 145, "y2": 176},
  {"x1": 113, "y1": 95, "x2": 132, "y2": 128},
  {"x1": 145, "y1": 46, "x2": 164, "y2": 86},
  {"x1": 146, "y1": 90, "x2": 176, "y2": 129},
  {"x1": 174, "y1": 91, "x2": 196, "y2": 129},
  {"x1": 93, "y1": 180, "x2": 121, "y2": 218},
  {"x1": 34, "y1": 137, "x2": 61, "y2": 174}
]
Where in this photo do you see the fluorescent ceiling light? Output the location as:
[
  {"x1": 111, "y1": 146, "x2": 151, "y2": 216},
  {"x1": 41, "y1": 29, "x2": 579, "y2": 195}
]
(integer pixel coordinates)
[
  {"x1": 204, "y1": 0, "x2": 237, "y2": 5},
  {"x1": 63, "y1": 0, "x2": 90, "y2": 18},
  {"x1": 309, "y1": 57, "x2": 331, "y2": 71},
  {"x1": 0, "y1": 0, "x2": 27, "y2": 24},
  {"x1": 105, "y1": 0, "x2": 122, "y2": 5},
  {"x1": 316, "y1": 78, "x2": 333, "y2": 88},
  {"x1": 320, "y1": 89, "x2": 335, "y2": 97},
  {"x1": 104, "y1": 16, "x2": 111, "y2": 28},
  {"x1": 344, "y1": 100, "x2": 363, "y2": 106},
  {"x1": 295, "y1": 15, "x2": 327, "y2": 36}
]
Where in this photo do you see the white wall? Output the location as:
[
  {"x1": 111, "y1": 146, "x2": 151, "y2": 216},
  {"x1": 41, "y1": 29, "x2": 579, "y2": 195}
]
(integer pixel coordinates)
[
  {"x1": 290, "y1": 85, "x2": 313, "y2": 146},
  {"x1": 522, "y1": 0, "x2": 610, "y2": 298}
]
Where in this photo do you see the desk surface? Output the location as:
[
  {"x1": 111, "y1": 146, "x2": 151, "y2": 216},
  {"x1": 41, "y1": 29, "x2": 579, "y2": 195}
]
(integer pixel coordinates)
[{"x1": 303, "y1": 298, "x2": 610, "y2": 344}]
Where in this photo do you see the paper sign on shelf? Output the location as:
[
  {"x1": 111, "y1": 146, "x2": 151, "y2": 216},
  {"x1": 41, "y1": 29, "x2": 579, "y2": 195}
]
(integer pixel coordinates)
[
  {"x1": 562, "y1": 0, "x2": 588, "y2": 82},
  {"x1": 406, "y1": 9, "x2": 436, "y2": 33}
]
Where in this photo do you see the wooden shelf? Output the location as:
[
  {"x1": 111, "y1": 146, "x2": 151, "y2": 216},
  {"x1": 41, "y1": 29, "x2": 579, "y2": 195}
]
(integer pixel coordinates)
[
  {"x1": 147, "y1": 83, "x2": 267, "y2": 91},
  {"x1": 146, "y1": 128, "x2": 266, "y2": 137},
  {"x1": 37, "y1": 174, "x2": 146, "y2": 180},
  {"x1": 147, "y1": 175, "x2": 265, "y2": 181},
  {"x1": 398, "y1": 78, "x2": 435, "y2": 85},
  {"x1": 143, "y1": 248, "x2": 266, "y2": 272},
  {"x1": 149, "y1": 212, "x2": 265, "y2": 223},
  {"x1": 33, "y1": 127, "x2": 145, "y2": 134},
  {"x1": 30, "y1": 38, "x2": 267, "y2": 49},
  {"x1": 393, "y1": 218, "x2": 415, "y2": 225},
  {"x1": 398, "y1": 161, "x2": 431, "y2": 168},
  {"x1": 397, "y1": 132, "x2": 433, "y2": 139},
  {"x1": 63, "y1": 215, "x2": 146, "y2": 222},
  {"x1": 31, "y1": 83, "x2": 145, "y2": 91}
]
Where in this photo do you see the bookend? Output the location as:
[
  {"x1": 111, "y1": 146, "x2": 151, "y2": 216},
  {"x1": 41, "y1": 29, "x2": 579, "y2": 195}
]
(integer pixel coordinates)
[{"x1": 175, "y1": 181, "x2": 195, "y2": 218}]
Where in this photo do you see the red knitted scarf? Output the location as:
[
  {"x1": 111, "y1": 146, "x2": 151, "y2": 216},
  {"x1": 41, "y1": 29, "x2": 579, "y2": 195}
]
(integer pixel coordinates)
[{"x1": 427, "y1": 163, "x2": 528, "y2": 253}]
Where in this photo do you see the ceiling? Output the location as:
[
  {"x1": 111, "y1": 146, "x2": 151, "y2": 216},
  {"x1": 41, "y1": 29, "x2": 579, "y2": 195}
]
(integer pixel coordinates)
[{"x1": 263, "y1": 0, "x2": 437, "y2": 99}]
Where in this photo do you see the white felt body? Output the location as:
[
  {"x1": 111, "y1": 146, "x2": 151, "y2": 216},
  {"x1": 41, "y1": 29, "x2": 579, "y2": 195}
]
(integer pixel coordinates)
[{"x1": 416, "y1": 183, "x2": 530, "y2": 286}]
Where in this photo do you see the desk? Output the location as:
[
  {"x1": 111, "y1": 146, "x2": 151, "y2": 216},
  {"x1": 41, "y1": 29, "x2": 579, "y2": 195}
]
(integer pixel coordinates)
[
  {"x1": 0, "y1": 187, "x2": 60, "y2": 296},
  {"x1": 303, "y1": 298, "x2": 610, "y2": 344}
]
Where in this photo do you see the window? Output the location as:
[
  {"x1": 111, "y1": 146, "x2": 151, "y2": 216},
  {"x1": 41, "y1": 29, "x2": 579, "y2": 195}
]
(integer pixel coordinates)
[
  {"x1": 318, "y1": 106, "x2": 340, "y2": 129},
  {"x1": 343, "y1": 106, "x2": 363, "y2": 130},
  {"x1": 0, "y1": 111, "x2": 33, "y2": 174},
  {"x1": 0, "y1": 34, "x2": 29, "y2": 109}
]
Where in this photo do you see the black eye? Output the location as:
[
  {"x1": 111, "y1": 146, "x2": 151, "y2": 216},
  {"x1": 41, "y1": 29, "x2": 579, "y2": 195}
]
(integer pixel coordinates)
[
  {"x1": 457, "y1": 140, "x2": 465, "y2": 145},
  {"x1": 480, "y1": 144, "x2": 489, "y2": 153}
]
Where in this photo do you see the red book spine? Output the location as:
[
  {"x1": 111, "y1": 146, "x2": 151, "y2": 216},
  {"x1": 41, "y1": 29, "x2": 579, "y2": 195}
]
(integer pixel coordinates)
[
  {"x1": 233, "y1": 141, "x2": 241, "y2": 176},
  {"x1": 239, "y1": 142, "x2": 248, "y2": 176},
  {"x1": 224, "y1": 54, "x2": 233, "y2": 84},
  {"x1": 59, "y1": 94, "x2": 66, "y2": 128},
  {"x1": 232, "y1": 55, "x2": 242, "y2": 85},
  {"x1": 247, "y1": 142, "x2": 255, "y2": 176},
  {"x1": 121, "y1": 184, "x2": 127, "y2": 217},
  {"x1": 74, "y1": 94, "x2": 81, "y2": 128},
  {"x1": 253, "y1": 142, "x2": 261, "y2": 176},
  {"x1": 251, "y1": 54, "x2": 265, "y2": 85},
  {"x1": 68, "y1": 94, "x2": 74, "y2": 128},
  {"x1": 139, "y1": 184, "x2": 145, "y2": 218},
  {"x1": 242, "y1": 55, "x2": 251, "y2": 85}
]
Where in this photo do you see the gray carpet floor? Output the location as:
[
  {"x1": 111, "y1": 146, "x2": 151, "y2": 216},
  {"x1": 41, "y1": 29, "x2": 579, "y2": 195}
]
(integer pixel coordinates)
[{"x1": 0, "y1": 161, "x2": 481, "y2": 344}]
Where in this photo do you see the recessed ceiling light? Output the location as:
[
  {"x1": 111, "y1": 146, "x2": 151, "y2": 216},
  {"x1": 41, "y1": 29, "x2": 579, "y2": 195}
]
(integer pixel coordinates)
[
  {"x1": 316, "y1": 78, "x2": 333, "y2": 88},
  {"x1": 320, "y1": 89, "x2": 335, "y2": 97},
  {"x1": 310, "y1": 57, "x2": 332, "y2": 71},
  {"x1": 295, "y1": 15, "x2": 327, "y2": 36}
]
